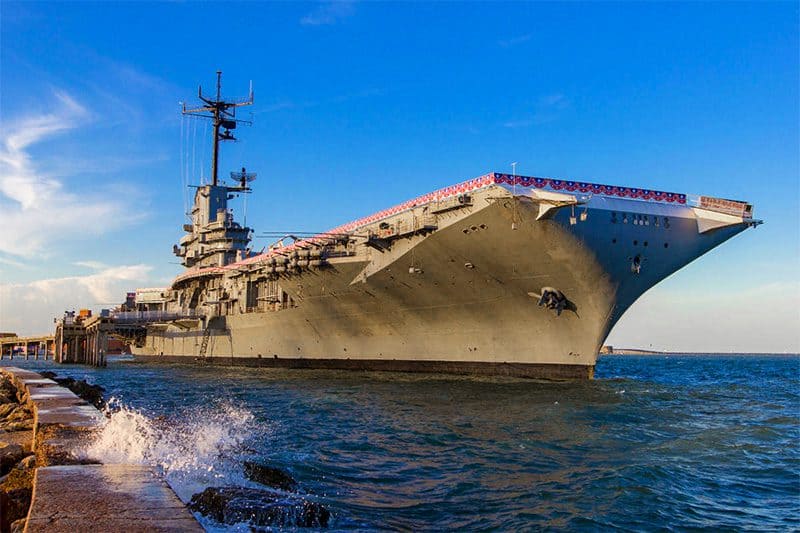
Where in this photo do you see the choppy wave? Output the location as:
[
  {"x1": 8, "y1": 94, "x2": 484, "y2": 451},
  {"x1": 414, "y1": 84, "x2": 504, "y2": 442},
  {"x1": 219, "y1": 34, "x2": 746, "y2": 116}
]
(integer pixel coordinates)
[{"x1": 85, "y1": 398, "x2": 260, "y2": 502}]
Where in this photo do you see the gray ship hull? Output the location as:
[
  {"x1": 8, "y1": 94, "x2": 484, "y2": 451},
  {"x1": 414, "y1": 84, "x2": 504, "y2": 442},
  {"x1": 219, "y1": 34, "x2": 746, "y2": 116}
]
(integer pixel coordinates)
[{"x1": 132, "y1": 179, "x2": 753, "y2": 379}]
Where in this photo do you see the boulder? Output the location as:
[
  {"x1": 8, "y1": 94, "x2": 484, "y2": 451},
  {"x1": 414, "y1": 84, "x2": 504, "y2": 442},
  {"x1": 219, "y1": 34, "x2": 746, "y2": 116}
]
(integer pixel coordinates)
[
  {"x1": 16, "y1": 455, "x2": 36, "y2": 470},
  {"x1": 5, "y1": 406, "x2": 31, "y2": 422},
  {"x1": 0, "y1": 430, "x2": 32, "y2": 450},
  {"x1": 0, "y1": 443, "x2": 29, "y2": 476},
  {"x1": 0, "y1": 406, "x2": 33, "y2": 432},
  {"x1": 0, "y1": 377, "x2": 15, "y2": 398},
  {"x1": 0, "y1": 468, "x2": 33, "y2": 531},
  {"x1": 0, "y1": 403, "x2": 17, "y2": 419},
  {"x1": 1, "y1": 420, "x2": 33, "y2": 432},
  {"x1": 189, "y1": 486, "x2": 330, "y2": 528},
  {"x1": 37, "y1": 374, "x2": 106, "y2": 409},
  {"x1": 243, "y1": 461, "x2": 298, "y2": 491},
  {"x1": 63, "y1": 379, "x2": 106, "y2": 409}
]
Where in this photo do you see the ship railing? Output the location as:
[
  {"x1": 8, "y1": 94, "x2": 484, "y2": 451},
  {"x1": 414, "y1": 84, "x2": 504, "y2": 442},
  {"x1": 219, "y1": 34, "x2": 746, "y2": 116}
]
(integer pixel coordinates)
[{"x1": 110, "y1": 310, "x2": 202, "y2": 324}]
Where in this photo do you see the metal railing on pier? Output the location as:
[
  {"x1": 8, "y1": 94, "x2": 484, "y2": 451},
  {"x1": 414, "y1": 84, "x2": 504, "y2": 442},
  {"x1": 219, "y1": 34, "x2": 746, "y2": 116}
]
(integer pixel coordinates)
[{"x1": 110, "y1": 310, "x2": 202, "y2": 324}]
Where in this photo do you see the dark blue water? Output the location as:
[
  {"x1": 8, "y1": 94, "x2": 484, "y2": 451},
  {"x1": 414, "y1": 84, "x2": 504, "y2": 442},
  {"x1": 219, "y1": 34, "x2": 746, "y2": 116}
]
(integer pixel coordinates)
[{"x1": 3, "y1": 355, "x2": 799, "y2": 530}]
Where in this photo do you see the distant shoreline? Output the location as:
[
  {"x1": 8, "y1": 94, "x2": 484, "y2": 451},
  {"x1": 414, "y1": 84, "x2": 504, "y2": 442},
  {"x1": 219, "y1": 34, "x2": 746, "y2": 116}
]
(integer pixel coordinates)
[{"x1": 602, "y1": 349, "x2": 799, "y2": 357}]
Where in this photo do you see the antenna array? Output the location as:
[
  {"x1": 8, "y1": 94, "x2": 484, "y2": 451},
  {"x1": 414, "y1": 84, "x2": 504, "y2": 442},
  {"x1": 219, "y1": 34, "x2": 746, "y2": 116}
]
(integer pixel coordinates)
[{"x1": 182, "y1": 71, "x2": 254, "y2": 187}]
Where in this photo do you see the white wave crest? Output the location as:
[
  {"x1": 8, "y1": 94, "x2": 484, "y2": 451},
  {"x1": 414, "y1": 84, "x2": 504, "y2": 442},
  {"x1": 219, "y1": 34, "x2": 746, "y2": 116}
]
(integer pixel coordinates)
[{"x1": 85, "y1": 398, "x2": 260, "y2": 501}]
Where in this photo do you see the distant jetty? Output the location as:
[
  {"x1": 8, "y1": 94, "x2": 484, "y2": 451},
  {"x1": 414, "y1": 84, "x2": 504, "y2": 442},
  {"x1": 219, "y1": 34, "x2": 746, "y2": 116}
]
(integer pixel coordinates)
[{"x1": 600, "y1": 346, "x2": 796, "y2": 356}]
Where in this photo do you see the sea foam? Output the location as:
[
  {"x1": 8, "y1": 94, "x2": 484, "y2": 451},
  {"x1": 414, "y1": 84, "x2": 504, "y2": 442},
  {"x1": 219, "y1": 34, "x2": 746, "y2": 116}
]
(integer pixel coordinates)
[{"x1": 85, "y1": 398, "x2": 259, "y2": 501}]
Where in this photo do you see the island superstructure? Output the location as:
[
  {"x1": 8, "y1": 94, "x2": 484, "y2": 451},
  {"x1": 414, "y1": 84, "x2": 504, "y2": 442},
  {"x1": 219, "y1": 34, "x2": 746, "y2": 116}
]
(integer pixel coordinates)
[{"x1": 127, "y1": 73, "x2": 760, "y2": 379}]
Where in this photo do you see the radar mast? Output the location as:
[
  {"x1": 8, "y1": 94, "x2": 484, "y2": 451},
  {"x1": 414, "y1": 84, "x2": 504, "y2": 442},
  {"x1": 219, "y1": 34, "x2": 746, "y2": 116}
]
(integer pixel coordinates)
[
  {"x1": 182, "y1": 70, "x2": 254, "y2": 187},
  {"x1": 174, "y1": 72, "x2": 256, "y2": 269}
]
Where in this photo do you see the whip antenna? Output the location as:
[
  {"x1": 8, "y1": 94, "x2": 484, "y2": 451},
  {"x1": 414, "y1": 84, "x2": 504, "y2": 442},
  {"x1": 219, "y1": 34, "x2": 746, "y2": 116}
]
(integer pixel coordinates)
[{"x1": 182, "y1": 71, "x2": 254, "y2": 187}]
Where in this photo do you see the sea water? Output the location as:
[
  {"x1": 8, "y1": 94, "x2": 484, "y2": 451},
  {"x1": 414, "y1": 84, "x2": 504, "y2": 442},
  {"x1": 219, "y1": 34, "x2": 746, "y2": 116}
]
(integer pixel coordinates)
[{"x1": 4, "y1": 355, "x2": 798, "y2": 530}]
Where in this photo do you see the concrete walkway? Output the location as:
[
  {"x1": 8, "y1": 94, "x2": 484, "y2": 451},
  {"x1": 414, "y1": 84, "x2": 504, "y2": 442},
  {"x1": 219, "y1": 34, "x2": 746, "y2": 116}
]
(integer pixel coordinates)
[
  {"x1": 0, "y1": 367, "x2": 202, "y2": 532},
  {"x1": 27, "y1": 465, "x2": 201, "y2": 532}
]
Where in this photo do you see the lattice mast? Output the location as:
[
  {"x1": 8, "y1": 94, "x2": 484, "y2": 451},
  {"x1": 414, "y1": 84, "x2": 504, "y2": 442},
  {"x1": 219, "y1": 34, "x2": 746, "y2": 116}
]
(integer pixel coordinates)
[
  {"x1": 174, "y1": 72, "x2": 256, "y2": 269},
  {"x1": 182, "y1": 70, "x2": 254, "y2": 187}
]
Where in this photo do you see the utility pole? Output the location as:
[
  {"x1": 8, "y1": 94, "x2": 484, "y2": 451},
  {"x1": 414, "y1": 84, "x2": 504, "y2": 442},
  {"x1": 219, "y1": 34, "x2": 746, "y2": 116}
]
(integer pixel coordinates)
[{"x1": 182, "y1": 71, "x2": 254, "y2": 187}]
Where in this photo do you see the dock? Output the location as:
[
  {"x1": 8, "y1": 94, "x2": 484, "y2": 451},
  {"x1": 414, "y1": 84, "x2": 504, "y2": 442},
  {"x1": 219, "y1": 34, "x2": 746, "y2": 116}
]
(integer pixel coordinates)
[
  {"x1": 50, "y1": 311, "x2": 200, "y2": 367},
  {"x1": 54, "y1": 315, "x2": 118, "y2": 367},
  {"x1": 0, "y1": 334, "x2": 55, "y2": 361},
  {"x1": 1, "y1": 312, "x2": 199, "y2": 369}
]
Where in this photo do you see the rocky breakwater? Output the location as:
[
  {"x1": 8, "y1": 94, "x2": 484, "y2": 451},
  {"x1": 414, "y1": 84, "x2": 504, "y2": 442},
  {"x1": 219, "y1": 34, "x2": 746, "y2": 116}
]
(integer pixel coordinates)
[
  {"x1": 0, "y1": 368, "x2": 201, "y2": 532},
  {"x1": 0, "y1": 372, "x2": 36, "y2": 532},
  {"x1": 189, "y1": 461, "x2": 331, "y2": 529}
]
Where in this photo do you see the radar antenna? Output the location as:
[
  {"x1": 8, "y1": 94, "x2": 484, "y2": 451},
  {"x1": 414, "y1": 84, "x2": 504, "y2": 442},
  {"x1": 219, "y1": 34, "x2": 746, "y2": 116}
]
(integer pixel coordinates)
[
  {"x1": 182, "y1": 71, "x2": 254, "y2": 187},
  {"x1": 231, "y1": 167, "x2": 257, "y2": 190}
]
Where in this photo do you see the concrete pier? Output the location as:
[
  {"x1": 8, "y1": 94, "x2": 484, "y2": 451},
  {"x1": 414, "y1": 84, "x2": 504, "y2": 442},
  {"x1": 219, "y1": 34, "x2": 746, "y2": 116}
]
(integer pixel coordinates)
[
  {"x1": 53, "y1": 316, "x2": 114, "y2": 367},
  {"x1": 0, "y1": 367, "x2": 202, "y2": 532},
  {"x1": 0, "y1": 335, "x2": 54, "y2": 361}
]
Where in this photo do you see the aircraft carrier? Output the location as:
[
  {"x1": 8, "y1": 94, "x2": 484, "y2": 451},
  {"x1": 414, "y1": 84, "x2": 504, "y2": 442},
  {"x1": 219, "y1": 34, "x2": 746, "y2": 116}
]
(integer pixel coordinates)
[{"x1": 128, "y1": 74, "x2": 760, "y2": 379}]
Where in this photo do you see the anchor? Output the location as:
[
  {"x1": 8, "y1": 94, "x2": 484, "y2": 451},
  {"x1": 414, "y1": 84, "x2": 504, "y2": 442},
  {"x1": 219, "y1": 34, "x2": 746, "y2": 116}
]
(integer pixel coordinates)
[{"x1": 528, "y1": 287, "x2": 578, "y2": 317}]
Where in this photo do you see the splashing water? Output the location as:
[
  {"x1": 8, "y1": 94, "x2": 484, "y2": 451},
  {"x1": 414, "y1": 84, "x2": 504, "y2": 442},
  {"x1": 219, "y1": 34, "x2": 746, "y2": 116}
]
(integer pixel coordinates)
[{"x1": 85, "y1": 398, "x2": 260, "y2": 501}]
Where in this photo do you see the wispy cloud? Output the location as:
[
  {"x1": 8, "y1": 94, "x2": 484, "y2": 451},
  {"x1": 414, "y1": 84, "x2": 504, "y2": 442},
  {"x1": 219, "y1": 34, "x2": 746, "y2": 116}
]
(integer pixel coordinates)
[
  {"x1": 0, "y1": 91, "x2": 136, "y2": 256},
  {"x1": 539, "y1": 93, "x2": 568, "y2": 109},
  {"x1": 502, "y1": 93, "x2": 571, "y2": 129},
  {"x1": 0, "y1": 256, "x2": 26, "y2": 268},
  {"x1": 108, "y1": 62, "x2": 172, "y2": 94},
  {"x1": 73, "y1": 260, "x2": 109, "y2": 270},
  {"x1": 498, "y1": 34, "x2": 532, "y2": 48},
  {"x1": 0, "y1": 264, "x2": 154, "y2": 335},
  {"x1": 300, "y1": 1, "x2": 355, "y2": 26}
]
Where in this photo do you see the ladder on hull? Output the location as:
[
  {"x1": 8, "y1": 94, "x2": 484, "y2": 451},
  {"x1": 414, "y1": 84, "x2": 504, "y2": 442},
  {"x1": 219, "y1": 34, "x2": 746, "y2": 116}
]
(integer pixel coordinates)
[{"x1": 198, "y1": 328, "x2": 211, "y2": 357}]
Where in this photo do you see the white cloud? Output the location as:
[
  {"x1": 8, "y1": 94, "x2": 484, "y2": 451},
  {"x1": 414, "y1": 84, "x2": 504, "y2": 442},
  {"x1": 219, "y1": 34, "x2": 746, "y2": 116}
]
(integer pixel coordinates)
[
  {"x1": 607, "y1": 281, "x2": 800, "y2": 353},
  {"x1": 300, "y1": 1, "x2": 355, "y2": 26},
  {"x1": 0, "y1": 90, "x2": 132, "y2": 256},
  {"x1": 73, "y1": 260, "x2": 109, "y2": 270},
  {"x1": 0, "y1": 264, "x2": 154, "y2": 335}
]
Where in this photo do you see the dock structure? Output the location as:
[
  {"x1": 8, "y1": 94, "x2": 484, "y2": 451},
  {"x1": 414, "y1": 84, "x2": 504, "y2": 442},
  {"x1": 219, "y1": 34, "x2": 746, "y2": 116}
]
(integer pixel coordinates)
[
  {"x1": 53, "y1": 311, "x2": 200, "y2": 367},
  {"x1": 0, "y1": 334, "x2": 55, "y2": 361},
  {"x1": 54, "y1": 316, "x2": 120, "y2": 367}
]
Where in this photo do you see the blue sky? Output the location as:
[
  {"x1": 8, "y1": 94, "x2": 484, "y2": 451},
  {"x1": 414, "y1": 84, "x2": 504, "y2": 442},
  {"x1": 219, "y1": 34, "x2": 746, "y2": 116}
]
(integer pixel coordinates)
[{"x1": 1, "y1": 1, "x2": 798, "y2": 351}]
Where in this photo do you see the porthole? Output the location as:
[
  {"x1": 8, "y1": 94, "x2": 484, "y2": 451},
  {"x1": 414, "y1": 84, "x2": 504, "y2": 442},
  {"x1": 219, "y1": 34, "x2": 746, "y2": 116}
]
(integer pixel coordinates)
[
  {"x1": 633, "y1": 240, "x2": 638, "y2": 246},
  {"x1": 612, "y1": 238, "x2": 617, "y2": 244},
  {"x1": 644, "y1": 241, "x2": 648, "y2": 247},
  {"x1": 664, "y1": 243, "x2": 669, "y2": 248}
]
